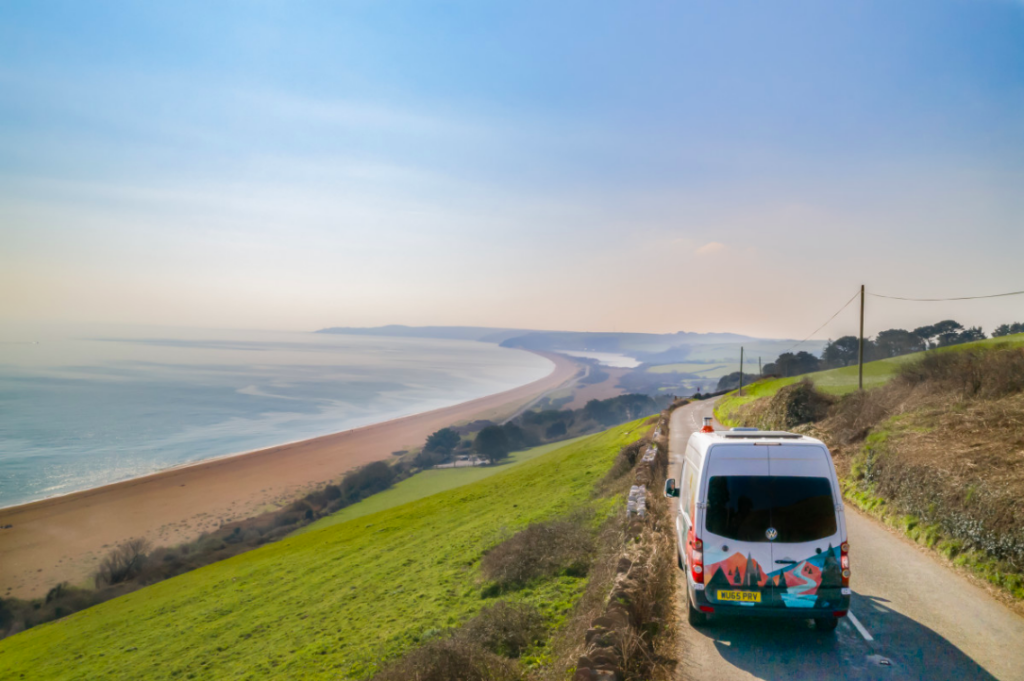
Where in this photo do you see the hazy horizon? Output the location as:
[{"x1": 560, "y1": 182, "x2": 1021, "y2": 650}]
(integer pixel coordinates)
[{"x1": 3, "y1": 1, "x2": 1022, "y2": 342}]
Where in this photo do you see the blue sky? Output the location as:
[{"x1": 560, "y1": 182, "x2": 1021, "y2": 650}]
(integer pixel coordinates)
[{"x1": 2, "y1": 1, "x2": 1022, "y2": 338}]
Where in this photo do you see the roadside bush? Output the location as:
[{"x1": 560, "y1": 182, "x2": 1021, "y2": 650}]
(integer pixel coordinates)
[
  {"x1": 372, "y1": 636, "x2": 523, "y2": 681},
  {"x1": 758, "y1": 379, "x2": 833, "y2": 430},
  {"x1": 481, "y1": 515, "x2": 593, "y2": 589},
  {"x1": 603, "y1": 438, "x2": 648, "y2": 482},
  {"x1": 463, "y1": 601, "x2": 545, "y2": 658}
]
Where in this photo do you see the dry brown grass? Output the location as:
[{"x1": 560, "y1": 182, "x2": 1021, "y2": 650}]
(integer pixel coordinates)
[{"x1": 824, "y1": 347, "x2": 1024, "y2": 574}]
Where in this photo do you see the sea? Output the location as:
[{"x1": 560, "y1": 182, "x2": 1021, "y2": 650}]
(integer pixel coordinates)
[{"x1": 0, "y1": 324, "x2": 553, "y2": 509}]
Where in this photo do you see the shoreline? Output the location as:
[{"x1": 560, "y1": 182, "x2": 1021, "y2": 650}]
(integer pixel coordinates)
[{"x1": 0, "y1": 351, "x2": 580, "y2": 598}]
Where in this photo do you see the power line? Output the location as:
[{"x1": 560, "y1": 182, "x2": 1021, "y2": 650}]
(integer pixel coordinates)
[
  {"x1": 869, "y1": 289, "x2": 1024, "y2": 302},
  {"x1": 781, "y1": 289, "x2": 861, "y2": 355}
]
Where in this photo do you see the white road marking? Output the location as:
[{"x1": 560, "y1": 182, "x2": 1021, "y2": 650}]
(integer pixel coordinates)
[{"x1": 847, "y1": 611, "x2": 874, "y2": 642}]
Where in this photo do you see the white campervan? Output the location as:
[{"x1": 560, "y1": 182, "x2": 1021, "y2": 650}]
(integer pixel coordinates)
[{"x1": 665, "y1": 423, "x2": 851, "y2": 632}]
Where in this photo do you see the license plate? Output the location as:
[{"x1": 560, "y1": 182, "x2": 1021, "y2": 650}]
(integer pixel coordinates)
[{"x1": 718, "y1": 590, "x2": 761, "y2": 603}]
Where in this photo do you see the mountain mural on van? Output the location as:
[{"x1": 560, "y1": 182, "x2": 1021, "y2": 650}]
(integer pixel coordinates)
[{"x1": 704, "y1": 544, "x2": 843, "y2": 609}]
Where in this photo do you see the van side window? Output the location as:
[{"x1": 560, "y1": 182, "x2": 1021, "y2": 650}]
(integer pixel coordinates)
[
  {"x1": 679, "y1": 462, "x2": 692, "y2": 519},
  {"x1": 683, "y1": 461, "x2": 698, "y2": 522}
]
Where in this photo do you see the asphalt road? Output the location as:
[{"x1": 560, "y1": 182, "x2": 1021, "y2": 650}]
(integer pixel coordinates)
[{"x1": 668, "y1": 399, "x2": 1024, "y2": 681}]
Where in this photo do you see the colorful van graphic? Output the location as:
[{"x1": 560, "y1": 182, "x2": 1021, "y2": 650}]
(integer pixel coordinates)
[{"x1": 667, "y1": 428, "x2": 850, "y2": 631}]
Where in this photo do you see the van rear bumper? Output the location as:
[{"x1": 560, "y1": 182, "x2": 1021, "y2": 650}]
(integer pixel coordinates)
[{"x1": 692, "y1": 586, "x2": 849, "y2": 619}]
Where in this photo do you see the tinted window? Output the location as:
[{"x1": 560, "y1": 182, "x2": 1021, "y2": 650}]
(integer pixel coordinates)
[
  {"x1": 705, "y1": 476, "x2": 772, "y2": 541},
  {"x1": 771, "y1": 476, "x2": 837, "y2": 542},
  {"x1": 705, "y1": 476, "x2": 836, "y2": 543}
]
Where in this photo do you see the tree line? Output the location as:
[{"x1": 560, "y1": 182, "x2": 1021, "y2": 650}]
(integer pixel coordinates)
[
  {"x1": 717, "y1": 319, "x2": 1024, "y2": 389},
  {"x1": 413, "y1": 394, "x2": 669, "y2": 469}
]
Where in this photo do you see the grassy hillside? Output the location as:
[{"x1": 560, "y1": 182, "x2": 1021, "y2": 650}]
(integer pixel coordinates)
[
  {"x1": 716, "y1": 333, "x2": 1024, "y2": 425},
  {"x1": 297, "y1": 436, "x2": 587, "y2": 534},
  {"x1": 0, "y1": 422, "x2": 648, "y2": 680}
]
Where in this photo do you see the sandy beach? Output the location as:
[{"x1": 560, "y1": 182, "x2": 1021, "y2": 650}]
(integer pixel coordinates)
[{"x1": 0, "y1": 351, "x2": 579, "y2": 598}]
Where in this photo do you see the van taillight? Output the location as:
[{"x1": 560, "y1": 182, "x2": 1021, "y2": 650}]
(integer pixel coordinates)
[
  {"x1": 691, "y1": 536, "x2": 704, "y2": 585},
  {"x1": 841, "y1": 541, "x2": 850, "y2": 587}
]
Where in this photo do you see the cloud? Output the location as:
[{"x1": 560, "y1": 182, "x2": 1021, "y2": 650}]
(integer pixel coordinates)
[{"x1": 695, "y1": 241, "x2": 726, "y2": 255}]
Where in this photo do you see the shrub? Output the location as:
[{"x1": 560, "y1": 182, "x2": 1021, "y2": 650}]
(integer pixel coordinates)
[
  {"x1": 341, "y1": 461, "x2": 396, "y2": 501},
  {"x1": 462, "y1": 601, "x2": 545, "y2": 658},
  {"x1": 759, "y1": 379, "x2": 833, "y2": 430},
  {"x1": 95, "y1": 538, "x2": 151, "y2": 586},
  {"x1": 544, "y1": 421, "x2": 567, "y2": 439},
  {"x1": 372, "y1": 636, "x2": 523, "y2": 681},
  {"x1": 474, "y1": 425, "x2": 511, "y2": 464},
  {"x1": 603, "y1": 438, "x2": 648, "y2": 482},
  {"x1": 481, "y1": 516, "x2": 593, "y2": 589}
]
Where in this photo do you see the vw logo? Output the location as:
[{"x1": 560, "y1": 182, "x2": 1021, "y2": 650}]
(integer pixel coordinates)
[{"x1": 766, "y1": 527, "x2": 778, "y2": 541}]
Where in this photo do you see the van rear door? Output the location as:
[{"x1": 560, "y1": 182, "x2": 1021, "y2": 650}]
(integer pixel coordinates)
[
  {"x1": 700, "y1": 446, "x2": 775, "y2": 610},
  {"x1": 767, "y1": 446, "x2": 845, "y2": 611}
]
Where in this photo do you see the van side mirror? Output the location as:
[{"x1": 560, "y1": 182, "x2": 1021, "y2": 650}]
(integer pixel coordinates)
[{"x1": 664, "y1": 479, "x2": 680, "y2": 498}]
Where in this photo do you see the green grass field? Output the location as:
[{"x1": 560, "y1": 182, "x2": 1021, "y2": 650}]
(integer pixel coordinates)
[
  {"x1": 646, "y1": 362, "x2": 731, "y2": 376},
  {"x1": 715, "y1": 333, "x2": 1024, "y2": 425},
  {"x1": 0, "y1": 423, "x2": 648, "y2": 680},
  {"x1": 297, "y1": 436, "x2": 588, "y2": 534}
]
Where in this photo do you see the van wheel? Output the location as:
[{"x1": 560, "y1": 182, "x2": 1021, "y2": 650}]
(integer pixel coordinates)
[
  {"x1": 687, "y1": 587, "x2": 708, "y2": 627},
  {"x1": 677, "y1": 548, "x2": 684, "y2": 570},
  {"x1": 814, "y1": 617, "x2": 838, "y2": 632}
]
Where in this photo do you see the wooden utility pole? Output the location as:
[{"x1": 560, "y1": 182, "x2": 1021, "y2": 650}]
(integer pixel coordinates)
[
  {"x1": 739, "y1": 346, "x2": 745, "y2": 396},
  {"x1": 858, "y1": 284, "x2": 865, "y2": 391}
]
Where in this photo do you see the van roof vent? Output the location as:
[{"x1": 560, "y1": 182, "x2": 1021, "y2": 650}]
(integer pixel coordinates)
[
  {"x1": 729, "y1": 427, "x2": 759, "y2": 432},
  {"x1": 720, "y1": 431, "x2": 803, "y2": 439}
]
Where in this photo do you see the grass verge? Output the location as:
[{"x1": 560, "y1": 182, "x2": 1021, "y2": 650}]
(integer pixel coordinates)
[{"x1": 842, "y1": 480, "x2": 1024, "y2": 600}]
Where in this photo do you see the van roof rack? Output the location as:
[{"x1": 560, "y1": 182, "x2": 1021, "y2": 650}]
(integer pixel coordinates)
[{"x1": 719, "y1": 431, "x2": 803, "y2": 439}]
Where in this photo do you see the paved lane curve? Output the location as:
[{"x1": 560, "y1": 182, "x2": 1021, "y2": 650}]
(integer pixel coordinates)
[{"x1": 669, "y1": 400, "x2": 1024, "y2": 681}]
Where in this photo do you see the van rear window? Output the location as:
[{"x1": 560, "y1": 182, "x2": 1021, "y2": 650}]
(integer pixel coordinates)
[{"x1": 705, "y1": 476, "x2": 837, "y2": 543}]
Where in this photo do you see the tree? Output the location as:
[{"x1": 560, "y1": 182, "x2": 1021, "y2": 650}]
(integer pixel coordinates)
[
  {"x1": 993, "y1": 322, "x2": 1024, "y2": 337},
  {"x1": 502, "y1": 422, "x2": 526, "y2": 451},
  {"x1": 873, "y1": 329, "x2": 925, "y2": 358},
  {"x1": 583, "y1": 398, "x2": 613, "y2": 425},
  {"x1": 716, "y1": 371, "x2": 743, "y2": 391},
  {"x1": 775, "y1": 351, "x2": 821, "y2": 377},
  {"x1": 474, "y1": 425, "x2": 511, "y2": 464},
  {"x1": 821, "y1": 337, "x2": 863, "y2": 368},
  {"x1": 956, "y1": 326, "x2": 986, "y2": 344},
  {"x1": 414, "y1": 427, "x2": 462, "y2": 467},
  {"x1": 424, "y1": 428, "x2": 460, "y2": 456},
  {"x1": 913, "y1": 320, "x2": 963, "y2": 348}
]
